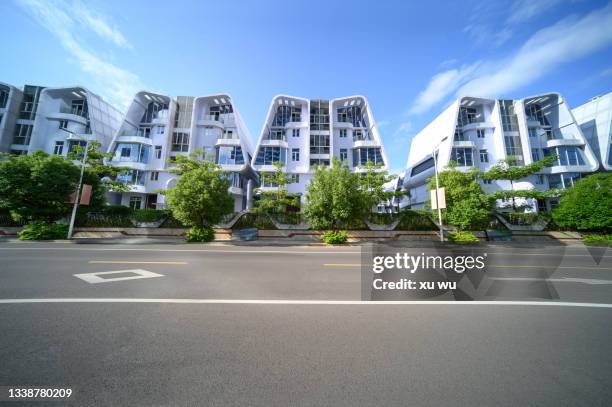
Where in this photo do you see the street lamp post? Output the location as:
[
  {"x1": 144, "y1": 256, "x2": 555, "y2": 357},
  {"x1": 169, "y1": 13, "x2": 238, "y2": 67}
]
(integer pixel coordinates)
[
  {"x1": 432, "y1": 146, "x2": 444, "y2": 242},
  {"x1": 67, "y1": 138, "x2": 89, "y2": 240}
]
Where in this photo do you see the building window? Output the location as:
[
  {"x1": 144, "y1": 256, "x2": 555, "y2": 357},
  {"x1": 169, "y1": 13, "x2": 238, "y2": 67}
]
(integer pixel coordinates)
[
  {"x1": 479, "y1": 149, "x2": 489, "y2": 163},
  {"x1": 528, "y1": 128, "x2": 539, "y2": 138},
  {"x1": 58, "y1": 120, "x2": 68, "y2": 130},
  {"x1": 255, "y1": 146, "x2": 287, "y2": 165},
  {"x1": 339, "y1": 129, "x2": 347, "y2": 138},
  {"x1": 310, "y1": 158, "x2": 330, "y2": 167},
  {"x1": 0, "y1": 88, "x2": 9, "y2": 109},
  {"x1": 156, "y1": 126, "x2": 165, "y2": 135},
  {"x1": 291, "y1": 148, "x2": 300, "y2": 161},
  {"x1": 12, "y1": 124, "x2": 33, "y2": 145},
  {"x1": 223, "y1": 129, "x2": 234, "y2": 139},
  {"x1": 171, "y1": 132, "x2": 189, "y2": 152},
  {"x1": 504, "y1": 135, "x2": 524, "y2": 164},
  {"x1": 543, "y1": 146, "x2": 585, "y2": 166},
  {"x1": 410, "y1": 156, "x2": 436, "y2": 177},
  {"x1": 454, "y1": 129, "x2": 466, "y2": 141},
  {"x1": 290, "y1": 174, "x2": 300, "y2": 184},
  {"x1": 155, "y1": 145, "x2": 162, "y2": 159},
  {"x1": 353, "y1": 130, "x2": 366, "y2": 141},
  {"x1": 531, "y1": 148, "x2": 540, "y2": 162},
  {"x1": 137, "y1": 127, "x2": 151, "y2": 138},
  {"x1": 535, "y1": 175, "x2": 544, "y2": 185},
  {"x1": 53, "y1": 141, "x2": 64, "y2": 155},
  {"x1": 129, "y1": 196, "x2": 142, "y2": 210},
  {"x1": 150, "y1": 171, "x2": 159, "y2": 181},
  {"x1": 216, "y1": 146, "x2": 244, "y2": 165},
  {"x1": 292, "y1": 128, "x2": 300, "y2": 138},
  {"x1": 339, "y1": 148, "x2": 348, "y2": 161},
  {"x1": 483, "y1": 179, "x2": 492, "y2": 185},
  {"x1": 310, "y1": 134, "x2": 330, "y2": 154},
  {"x1": 476, "y1": 129, "x2": 485, "y2": 138},
  {"x1": 352, "y1": 148, "x2": 384, "y2": 167},
  {"x1": 121, "y1": 147, "x2": 131, "y2": 157},
  {"x1": 450, "y1": 148, "x2": 473, "y2": 166}
]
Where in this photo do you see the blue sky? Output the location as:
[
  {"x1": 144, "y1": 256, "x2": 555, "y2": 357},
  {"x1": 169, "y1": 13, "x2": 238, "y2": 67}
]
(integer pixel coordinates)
[{"x1": 1, "y1": 0, "x2": 612, "y2": 173}]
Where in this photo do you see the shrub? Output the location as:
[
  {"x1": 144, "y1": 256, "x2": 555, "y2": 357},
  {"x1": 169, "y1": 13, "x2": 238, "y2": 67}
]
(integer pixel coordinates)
[
  {"x1": 133, "y1": 208, "x2": 165, "y2": 223},
  {"x1": 582, "y1": 234, "x2": 611, "y2": 246},
  {"x1": 321, "y1": 230, "x2": 348, "y2": 244},
  {"x1": 232, "y1": 213, "x2": 276, "y2": 230},
  {"x1": 103, "y1": 205, "x2": 133, "y2": 217},
  {"x1": 186, "y1": 226, "x2": 215, "y2": 242},
  {"x1": 397, "y1": 209, "x2": 437, "y2": 231},
  {"x1": 552, "y1": 173, "x2": 611, "y2": 231},
  {"x1": 18, "y1": 223, "x2": 68, "y2": 240},
  {"x1": 447, "y1": 231, "x2": 479, "y2": 244}
]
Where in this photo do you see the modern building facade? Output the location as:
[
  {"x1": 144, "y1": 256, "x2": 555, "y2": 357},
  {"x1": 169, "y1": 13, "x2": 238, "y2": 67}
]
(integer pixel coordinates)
[
  {"x1": 252, "y1": 95, "x2": 388, "y2": 201},
  {"x1": 401, "y1": 93, "x2": 599, "y2": 210},
  {"x1": 572, "y1": 92, "x2": 612, "y2": 171},
  {"x1": 106, "y1": 92, "x2": 257, "y2": 211},
  {"x1": 0, "y1": 82, "x2": 122, "y2": 159}
]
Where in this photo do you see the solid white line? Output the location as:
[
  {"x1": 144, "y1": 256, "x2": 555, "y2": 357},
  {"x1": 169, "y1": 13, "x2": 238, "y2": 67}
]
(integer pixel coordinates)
[{"x1": 0, "y1": 298, "x2": 611, "y2": 308}]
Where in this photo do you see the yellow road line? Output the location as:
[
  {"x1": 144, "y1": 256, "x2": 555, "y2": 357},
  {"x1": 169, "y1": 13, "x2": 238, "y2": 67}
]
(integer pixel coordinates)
[{"x1": 88, "y1": 261, "x2": 187, "y2": 265}]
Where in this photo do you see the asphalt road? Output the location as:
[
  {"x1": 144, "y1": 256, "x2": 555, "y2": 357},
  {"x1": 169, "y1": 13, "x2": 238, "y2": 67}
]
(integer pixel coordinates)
[{"x1": 0, "y1": 240, "x2": 611, "y2": 406}]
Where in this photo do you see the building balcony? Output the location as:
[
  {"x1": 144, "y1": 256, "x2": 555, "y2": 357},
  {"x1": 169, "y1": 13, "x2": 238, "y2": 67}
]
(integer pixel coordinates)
[
  {"x1": 47, "y1": 111, "x2": 88, "y2": 126},
  {"x1": 353, "y1": 139, "x2": 378, "y2": 148},
  {"x1": 218, "y1": 163, "x2": 246, "y2": 172},
  {"x1": 196, "y1": 115, "x2": 225, "y2": 129},
  {"x1": 544, "y1": 138, "x2": 584, "y2": 148},
  {"x1": 215, "y1": 137, "x2": 241, "y2": 147},
  {"x1": 110, "y1": 160, "x2": 148, "y2": 171},
  {"x1": 452, "y1": 140, "x2": 476, "y2": 149},
  {"x1": 461, "y1": 121, "x2": 494, "y2": 131},
  {"x1": 284, "y1": 121, "x2": 305, "y2": 129},
  {"x1": 334, "y1": 120, "x2": 353, "y2": 129},
  {"x1": 115, "y1": 134, "x2": 153, "y2": 146},
  {"x1": 260, "y1": 139, "x2": 288, "y2": 148}
]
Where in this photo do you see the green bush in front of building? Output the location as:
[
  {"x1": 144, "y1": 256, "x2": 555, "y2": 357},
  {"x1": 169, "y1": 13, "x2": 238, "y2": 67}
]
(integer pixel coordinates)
[{"x1": 18, "y1": 222, "x2": 68, "y2": 240}]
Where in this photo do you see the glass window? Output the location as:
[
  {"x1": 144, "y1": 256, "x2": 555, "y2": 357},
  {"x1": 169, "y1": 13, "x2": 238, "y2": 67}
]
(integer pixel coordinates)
[
  {"x1": 310, "y1": 100, "x2": 330, "y2": 131},
  {"x1": 479, "y1": 149, "x2": 488, "y2": 163},
  {"x1": 216, "y1": 146, "x2": 244, "y2": 165},
  {"x1": 171, "y1": 132, "x2": 190, "y2": 152},
  {"x1": 477, "y1": 129, "x2": 485, "y2": 138},
  {"x1": 532, "y1": 148, "x2": 540, "y2": 161},
  {"x1": 310, "y1": 134, "x2": 330, "y2": 154},
  {"x1": 450, "y1": 148, "x2": 473, "y2": 166},
  {"x1": 121, "y1": 147, "x2": 131, "y2": 157},
  {"x1": 150, "y1": 171, "x2": 159, "y2": 181},
  {"x1": 255, "y1": 147, "x2": 287, "y2": 165},
  {"x1": 339, "y1": 129, "x2": 347, "y2": 138},
  {"x1": 339, "y1": 148, "x2": 348, "y2": 161},
  {"x1": 310, "y1": 158, "x2": 330, "y2": 167},
  {"x1": 129, "y1": 196, "x2": 142, "y2": 210},
  {"x1": 12, "y1": 124, "x2": 33, "y2": 145},
  {"x1": 291, "y1": 148, "x2": 300, "y2": 162},
  {"x1": 0, "y1": 88, "x2": 9, "y2": 109},
  {"x1": 292, "y1": 129, "x2": 300, "y2": 138},
  {"x1": 59, "y1": 120, "x2": 68, "y2": 130},
  {"x1": 353, "y1": 148, "x2": 384, "y2": 166},
  {"x1": 53, "y1": 141, "x2": 64, "y2": 155},
  {"x1": 155, "y1": 145, "x2": 162, "y2": 159}
]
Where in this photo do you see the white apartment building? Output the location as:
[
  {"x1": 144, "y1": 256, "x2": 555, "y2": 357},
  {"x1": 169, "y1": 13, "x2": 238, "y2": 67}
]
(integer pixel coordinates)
[
  {"x1": 572, "y1": 92, "x2": 612, "y2": 171},
  {"x1": 106, "y1": 92, "x2": 257, "y2": 211},
  {"x1": 252, "y1": 95, "x2": 388, "y2": 202},
  {"x1": 401, "y1": 93, "x2": 599, "y2": 211},
  {"x1": 0, "y1": 83, "x2": 122, "y2": 159}
]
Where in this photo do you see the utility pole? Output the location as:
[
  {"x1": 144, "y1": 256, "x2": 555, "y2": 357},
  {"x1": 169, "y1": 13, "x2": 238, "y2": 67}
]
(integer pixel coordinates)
[
  {"x1": 432, "y1": 147, "x2": 444, "y2": 242},
  {"x1": 67, "y1": 139, "x2": 89, "y2": 240}
]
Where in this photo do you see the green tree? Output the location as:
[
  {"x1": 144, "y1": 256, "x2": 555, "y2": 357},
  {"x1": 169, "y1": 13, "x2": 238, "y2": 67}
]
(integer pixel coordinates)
[
  {"x1": 357, "y1": 161, "x2": 397, "y2": 213},
  {"x1": 0, "y1": 152, "x2": 80, "y2": 222},
  {"x1": 304, "y1": 157, "x2": 366, "y2": 230},
  {"x1": 552, "y1": 173, "x2": 612, "y2": 231},
  {"x1": 427, "y1": 166, "x2": 490, "y2": 230},
  {"x1": 481, "y1": 155, "x2": 557, "y2": 210},
  {"x1": 164, "y1": 150, "x2": 234, "y2": 240},
  {"x1": 254, "y1": 161, "x2": 299, "y2": 215}
]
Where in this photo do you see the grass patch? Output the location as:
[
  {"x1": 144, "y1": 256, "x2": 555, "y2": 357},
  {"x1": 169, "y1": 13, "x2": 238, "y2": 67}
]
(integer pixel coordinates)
[
  {"x1": 447, "y1": 231, "x2": 479, "y2": 244},
  {"x1": 583, "y1": 234, "x2": 611, "y2": 246}
]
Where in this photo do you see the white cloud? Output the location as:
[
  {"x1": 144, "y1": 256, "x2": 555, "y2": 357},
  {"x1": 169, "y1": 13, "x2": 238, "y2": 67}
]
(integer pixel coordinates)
[
  {"x1": 408, "y1": 63, "x2": 479, "y2": 115},
  {"x1": 15, "y1": 0, "x2": 141, "y2": 109},
  {"x1": 410, "y1": 3, "x2": 612, "y2": 114},
  {"x1": 506, "y1": 0, "x2": 564, "y2": 25},
  {"x1": 71, "y1": 0, "x2": 132, "y2": 49}
]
